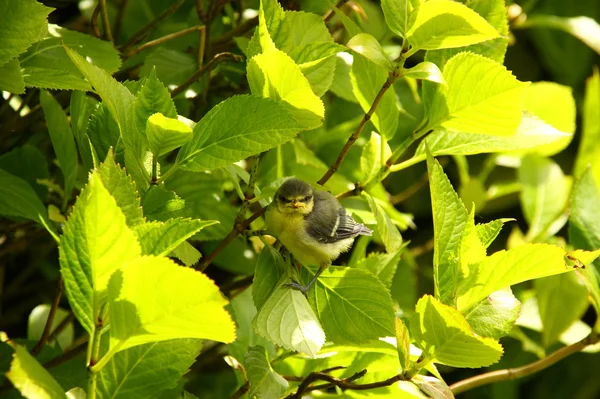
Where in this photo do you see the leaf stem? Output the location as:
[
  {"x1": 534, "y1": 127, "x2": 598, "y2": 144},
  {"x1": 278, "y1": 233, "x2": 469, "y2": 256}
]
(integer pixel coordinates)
[
  {"x1": 170, "y1": 52, "x2": 244, "y2": 98},
  {"x1": 450, "y1": 334, "x2": 599, "y2": 395},
  {"x1": 99, "y1": 0, "x2": 113, "y2": 42},
  {"x1": 87, "y1": 316, "x2": 104, "y2": 399},
  {"x1": 155, "y1": 162, "x2": 179, "y2": 184},
  {"x1": 126, "y1": 25, "x2": 205, "y2": 58},
  {"x1": 31, "y1": 278, "x2": 63, "y2": 356},
  {"x1": 234, "y1": 155, "x2": 261, "y2": 228},
  {"x1": 322, "y1": 0, "x2": 350, "y2": 23},
  {"x1": 151, "y1": 154, "x2": 158, "y2": 183},
  {"x1": 91, "y1": 4, "x2": 102, "y2": 38}
]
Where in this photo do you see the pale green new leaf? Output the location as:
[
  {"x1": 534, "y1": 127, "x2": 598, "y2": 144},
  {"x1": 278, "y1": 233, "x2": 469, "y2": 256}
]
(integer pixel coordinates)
[
  {"x1": 404, "y1": 61, "x2": 446, "y2": 84},
  {"x1": 365, "y1": 194, "x2": 403, "y2": 253},
  {"x1": 350, "y1": 55, "x2": 399, "y2": 139},
  {"x1": 405, "y1": 0, "x2": 499, "y2": 51},
  {"x1": 382, "y1": 0, "x2": 414, "y2": 38},
  {"x1": 109, "y1": 256, "x2": 236, "y2": 352},
  {"x1": 70, "y1": 90, "x2": 94, "y2": 171},
  {"x1": 97, "y1": 150, "x2": 144, "y2": 227},
  {"x1": 28, "y1": 304, "x2": 74, "y2": 351},
  {"x1": 354, "y1": 249, "x2": 403, "y2": 289},
  {"x1": 427, "y1": 153, "x2": 468, "y2": 305},
  {"x1": 146, "y1": 113, "x2": 193, "y2": 157},
  {"x1": 248, "y1": 48, "x2": 324, "y2": 129},
  {"x1": 87, "y1": 103, "x2": 121, "y2": 163},
  {"x1": 176, "y1": 96, "x2": 305, "y2": 171},
  {"x1": 430, "y1": 52, "x2": 529, "y2": 136},
  {"x1": 520, "y1": 16, "x2": 600, "y2": 55},
  {"x1": 464, "y1": 288, "x2": 521, "y2": 339},
  {"x1": 412, "y1": 375, "x2": 454, "y2": 399},
  {"x1": 457, "y1": 244, "x2": 577, "y2": 313},
  {"x1": 395, "y1": 318, "x2": 411, "y2": 372},
  {"x1": 4, "y1": 340, "x2": 67, "y2": 399},
  {"x1": 21, "y1": 25, "x2": 122, "y2": 90},
  {"x1": 476, "y1": 219, "x2": 509, "y2": 249},
  {"x1": 519, "y1": 155, "x2": 570, "y2": 240},
  {"x1": 40, "y1": 90, "x2": 78, "y2": 201},
  {"x1": 0, "y1": 58, "x2": 25, "y2": 93},
  {"x1": 252, "y1": 246, "x2": 286, "y2": 312},
  {"x1": 244, "y1": 346, "x2": 289, "y2": 399},
  {"x1": 347, "y1": 33, "x2": 393, "y2": 71},
  {"x1": 574, "y1": 68, "x2": 600, "y2": 182},
  {"x1": 97, "y1": 339, "x2": 203, "y2": 399},
  {"x1": 0, "y1": 169, "x2": 56, "y2": 240},
  {"x1": 253, "y1": 281, "x2": 325, "y2": 357},
  {"x1": 536, "y1": 272, "x2": 589, "y2": 347},
  {"x1": 308, "y1": 266, "x2": 395, "y2": 344},
  {"x1": 59, "y1": 173, "x2": 141, "y2": 334},
  {"x1": 134, "y1": 68, "x2": 178, "y2": 136},
  {"x1": 170, "y1": 241, "x2": 202, "y2": 267},
  {"x1": 361, "y1": 132, "x2": 392, "y2": 183},
  {"x1": 0, "y1": 0, "x2": 51, "y2": 67},
  {"x1": 133, "y1": 218, "x2": 217, "y2": 257},
  {"x1": 411, "y1": 295, "x2": 503, "y2": 368}
]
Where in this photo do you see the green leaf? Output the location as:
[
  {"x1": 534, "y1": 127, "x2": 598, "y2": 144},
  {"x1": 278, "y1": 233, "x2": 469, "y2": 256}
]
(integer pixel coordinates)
[
  {"x1": 347, "y1": 33, "x2": 393, "y2": 71},
  {"x1": 21, "y1": 25, "x2": 122, "y2": 90},
  {"x1": 134, "y1": 68, "x2": 178, "y2": 136},
  {"x1": 87, "y1": 103, "x2": 122, "y2": 163},
  {"x1": 416, "y1": 112, "x2": 572, "y2": 158},
  {"x1": 253, "y1": 280, "x2": 325, "y2": 357},
  {"x1": 108, "y1": 256, "x2": 236, "y2": 353},
  {"x1": 97, "y1": 339, "x2": 203, "y2": 399},
  {"x1": 426, "y1": 153, "x2": 468, "y2": 305},
  {"x1": 350, "y1": 55, "x2": 399, "y2": 139},
  {"x1": 65, "y1": 47, "x2": 147, "y2": 186},
  {"x1": 365, "y1": 194, "x2": 403, "y2": 253},
  {"x1": 430, "y1": 52, "x2": 529, "y2": 136},
  {"x1": 476, "y1": 219, "x2": 509, "y2": 249},
  {"x1": 464, "y1": 288, "x2": 521, "y2": 339},
  {"x1": 395, "y1": 318, "x2": 411, "y2": 372},
  {"x1": 413, "y1": 375, "x2": 454, "y2": 399},
  {"x1": 176, "y1": 96, "x2": 306, "y2": 171},
  {"x1": 252, "y1": 246, "x2": 286, "y2": 312},
  {"x1": 97, "y1": 150, "x2": 144, "y2": 227},
  {"x1": 0, "y1": 0, "x2": 51, "y2": 67},
  {"x1": 59, "y1": 173, "x2": 141, "y2": 334},
  {"x1": 133, "y1": 218, "x2": 217, "y2": 257},
  {"x1": 307, "y1": 266, "x2": 395, "y2": 344},
  {"x1": 456, "y1": 244, "x2": 577, "y2": 313},
  {"x1": 244, "y1": 346, "x2": 289, "y2": 399},
  {"x1": 28, "y1": 304, "x2": 74, "y2": 351},
  {"x1": 0, "y1": 169, "x2": 56, "y2": 240},
  {"x1": 535, "y1": 272, "x2": 589, "y2": 347},
  {"x1": 520, "y1": 15, "x2": 600, "y2": 55},
  {"x1": 411, "y1": 295, "x2": 503, "y2": 368},
  {"x1": 39, "y1": 90, "x2": 78, "y2": 202},
  {"x1": 574, "y1": 68, "x2": 600, "y2": 182},
  {"x1": 170, "y1": 241, "x2": 202, "y2": 267},
  {"x1": 382, "y1": 0, "x2": 414, "y2": 38},
  {"x1": 0, "y1": 58, "x2": 25, "y2": 93},
  {"x1": 70, "y1": 90, "x2": 94, "y2": 171},
  {"x1": 519, "y1": 155, "x2": 570, "y2": 240},
  {"x1": 146, "y1": 113, "x2": 193, "y2": 157},
  {"x1": 4, "y1": 339, "x2": 67, "y2": 399},
  {"x1": 404, "y1": 61, "x2": 446, "y2": 84},
  {"x1": 361, "y1": 132, "x2": 392, "y2": 183},
  {"x1": 354, "y1": 250, "x2": 403, "y2": 289},
  {"x1": 405, "y1": 0, "x2": 499, "y2": 51},
  {"x1": 248, "y1": 48, "x2": 324, "y2": 129}
]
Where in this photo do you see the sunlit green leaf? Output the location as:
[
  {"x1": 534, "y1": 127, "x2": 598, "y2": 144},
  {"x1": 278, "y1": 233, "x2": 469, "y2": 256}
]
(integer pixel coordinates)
[
  {"x1": 134, "y1": 68, "x2": 178, "y2": 136},
  {"x1": 365, "y1": 194, "x2": 403, "y2": 253},
  {"x1": 404, "y1": 61, "x2": 446, "y2": 84},
  {"x1": 244, "y1": 346, "x2": 289, "y2": 399},
  {"x1": 381, "y1": 0, "x2": 415, "y2": 38},
  {"x1": 146, "y1": 113, "x2": 193, "y2": 157},
  {"x1": 0, "y1": 58, "x2": 25, "y2": 93},
  {"x1": 464, "y1": 288, "x2": 521, "y2": 339},
  {"x1": 347, "y1": 33, "x2": 393, "y2": 71},
  {"x1": 574, "y1": 68, "x2": 600, "y2": 182}
]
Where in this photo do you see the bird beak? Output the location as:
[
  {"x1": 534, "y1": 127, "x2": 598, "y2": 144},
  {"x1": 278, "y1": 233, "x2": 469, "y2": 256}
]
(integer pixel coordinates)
[{"x1": 290, "y1": 201, "x2": 303, "y2": 209}]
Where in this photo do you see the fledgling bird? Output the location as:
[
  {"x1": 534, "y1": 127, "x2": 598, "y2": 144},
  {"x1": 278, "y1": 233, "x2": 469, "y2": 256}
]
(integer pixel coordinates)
[{"x1": 265, "y1": 178, "x2": 372, "y2": 293}]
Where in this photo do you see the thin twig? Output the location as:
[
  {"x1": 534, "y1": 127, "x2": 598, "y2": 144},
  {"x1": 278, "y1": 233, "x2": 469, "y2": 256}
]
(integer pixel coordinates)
[
  {"x1": 230, "y1": 381, "x2": 249, "y2": 399},
  {"x1": 196, "y1": 0, "x2": 207, "y2": 23},
  {"x1": 99, "y1": 0, "x2": 113, "y2": 42},
  {"x1": 318, "y1": 71, "x2": 399, "y2": 186},
  {"x1": 221, "y1": 275, "x2": 254, "y2": 297},
  {"x1": 48, "y1": 313, "x2": 74, "y2": 342},
  {"x1": 31, "y1": 278, "x2": 63, "y2": 356},
  {"x1": 323, "y1": 0, "x2": 349, "y2": 23},
  {"x1": 126, "y1": 25, "x2": 205, "y2": 57},
  {"x1": 121, "y1": 0, "x2": 187, "y2": 51},
  {"x1": 113, "y1": 0, "x2": 129, "y2": 40},
  {"x1": 289, "y1": 369, "x2": 373, "y2": 398},
  {"x1": 91, "y1": 4, "x2": 102, "y2": 38},
  {"x1": 234, "y1": 155, "x2": 261, "y2": 227},
  {"x1": 450, "y1": 334, "x2": 599, "y2": 395},
  {"x1": 43, "y1": 339, "x2": 88, "y2": 369},
  {"x1": 211, "y1": 16, "x2": 258, "y2": 47},
  {"x1": 171, "y1": 52, "x2": 244, "y2": 98}
]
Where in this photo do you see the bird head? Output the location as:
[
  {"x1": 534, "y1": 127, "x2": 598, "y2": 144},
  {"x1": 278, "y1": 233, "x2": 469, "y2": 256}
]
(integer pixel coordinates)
[{"x1": 275, "y1": 178, "x2": 315, "y2": 215}]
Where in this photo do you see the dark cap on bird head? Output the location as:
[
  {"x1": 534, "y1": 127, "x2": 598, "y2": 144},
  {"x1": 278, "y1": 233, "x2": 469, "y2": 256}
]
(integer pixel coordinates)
[{"x1": 278, "y1": 178, "x2": 313, "y2": 198}]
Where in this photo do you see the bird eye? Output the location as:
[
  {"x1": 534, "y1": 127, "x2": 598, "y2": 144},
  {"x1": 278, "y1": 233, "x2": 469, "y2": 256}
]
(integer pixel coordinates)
[
  {"x1": 278, "y1": 196, "x2": 289, "y2": 203},
  {"x1": 303, "y1": 195, "x2": 312, "y2": 202}
]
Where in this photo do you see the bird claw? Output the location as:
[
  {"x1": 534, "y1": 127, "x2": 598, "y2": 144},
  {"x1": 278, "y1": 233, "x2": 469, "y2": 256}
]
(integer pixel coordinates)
[{"x1": 284, "y1": 279, "x2": 310, "y2": 296}]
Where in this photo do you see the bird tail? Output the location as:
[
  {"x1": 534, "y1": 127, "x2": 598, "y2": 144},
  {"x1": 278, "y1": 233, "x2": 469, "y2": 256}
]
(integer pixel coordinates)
[{"x1": 358, "y1": 224, "x2": 373, "y2": 236}]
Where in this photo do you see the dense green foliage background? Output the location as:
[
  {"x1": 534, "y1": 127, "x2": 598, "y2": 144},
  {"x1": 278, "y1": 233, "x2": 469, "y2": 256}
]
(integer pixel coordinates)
[{"x1": 1, "y1": 0, "x2": 600, "y2": 398}]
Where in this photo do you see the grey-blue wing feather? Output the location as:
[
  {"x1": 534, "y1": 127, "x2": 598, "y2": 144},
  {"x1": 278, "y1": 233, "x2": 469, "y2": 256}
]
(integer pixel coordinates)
[{"x1": 306, "y1": 191, "x2": 372, "y2": 244}]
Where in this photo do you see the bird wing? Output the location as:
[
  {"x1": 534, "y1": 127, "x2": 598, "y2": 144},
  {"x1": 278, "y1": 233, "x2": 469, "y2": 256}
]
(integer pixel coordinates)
[{"x1": 306, "y1": 192, "x2": 372, "y2": 244}]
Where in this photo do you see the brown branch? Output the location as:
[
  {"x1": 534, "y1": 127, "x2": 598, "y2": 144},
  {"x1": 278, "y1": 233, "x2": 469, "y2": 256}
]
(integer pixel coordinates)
[
  {"x1": 197, "y1": 207, "x2": 266, "y2": 271},
  {"x1": 195, "y1": 0, "x2": 207, "y2": 23},
  {"x1": 31, "y1": 278, "x2": 63, "y2": 356},
  {"x1": 43, "y1": 339, "x2": 88, "y2": 369},
  {"x1": 91, "y1": 4, "x2": 102, "y2": 38},
  {"x1": 121, "y1": 0, "x2": 187, "y2": 51},
  {"x1": 317, "y1": 71, "x2": 399, "y2": 186},
  {"x1": 211, "y1": 16, "x2": 258, "y2": 47},
  {"x1": 126, "y1": 26, "x2": 205, "y2": 58},
  {"x1": 221, "y1": 274, "x2": 254, "y2": 297},
  {"x1": 99, "y1": 0, "x2": 113, "y2": 42},
  {"x1": 170, "y1": 52, "x2": 244, "y2": 98},
  {"x1": 323, "y1": 0, "x2": 349, "y2": 23},
  {"x1": 113, "y1": 0, "x2": 129, "y2": 41},
  {"x1": 230, "y1": 381, "x2": 249, "y2": 399},
  {"x1": 289, "y1": 369, "x2": 384, "y2": 398},
  {"x1": 450, "y1": 334, "x2": 599, "y2": 395}
]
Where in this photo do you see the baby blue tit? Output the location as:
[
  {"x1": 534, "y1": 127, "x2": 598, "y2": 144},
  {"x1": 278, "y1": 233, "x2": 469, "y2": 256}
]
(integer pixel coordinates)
[{"x1": 265, "y1": 178, "x2": 372, "y2": 293}]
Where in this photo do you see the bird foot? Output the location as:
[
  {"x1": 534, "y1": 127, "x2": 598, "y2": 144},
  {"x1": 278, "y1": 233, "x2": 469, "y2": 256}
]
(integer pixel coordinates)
[{"x1": 284, "y1": 279, "x2": 310, "y2": 296}]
